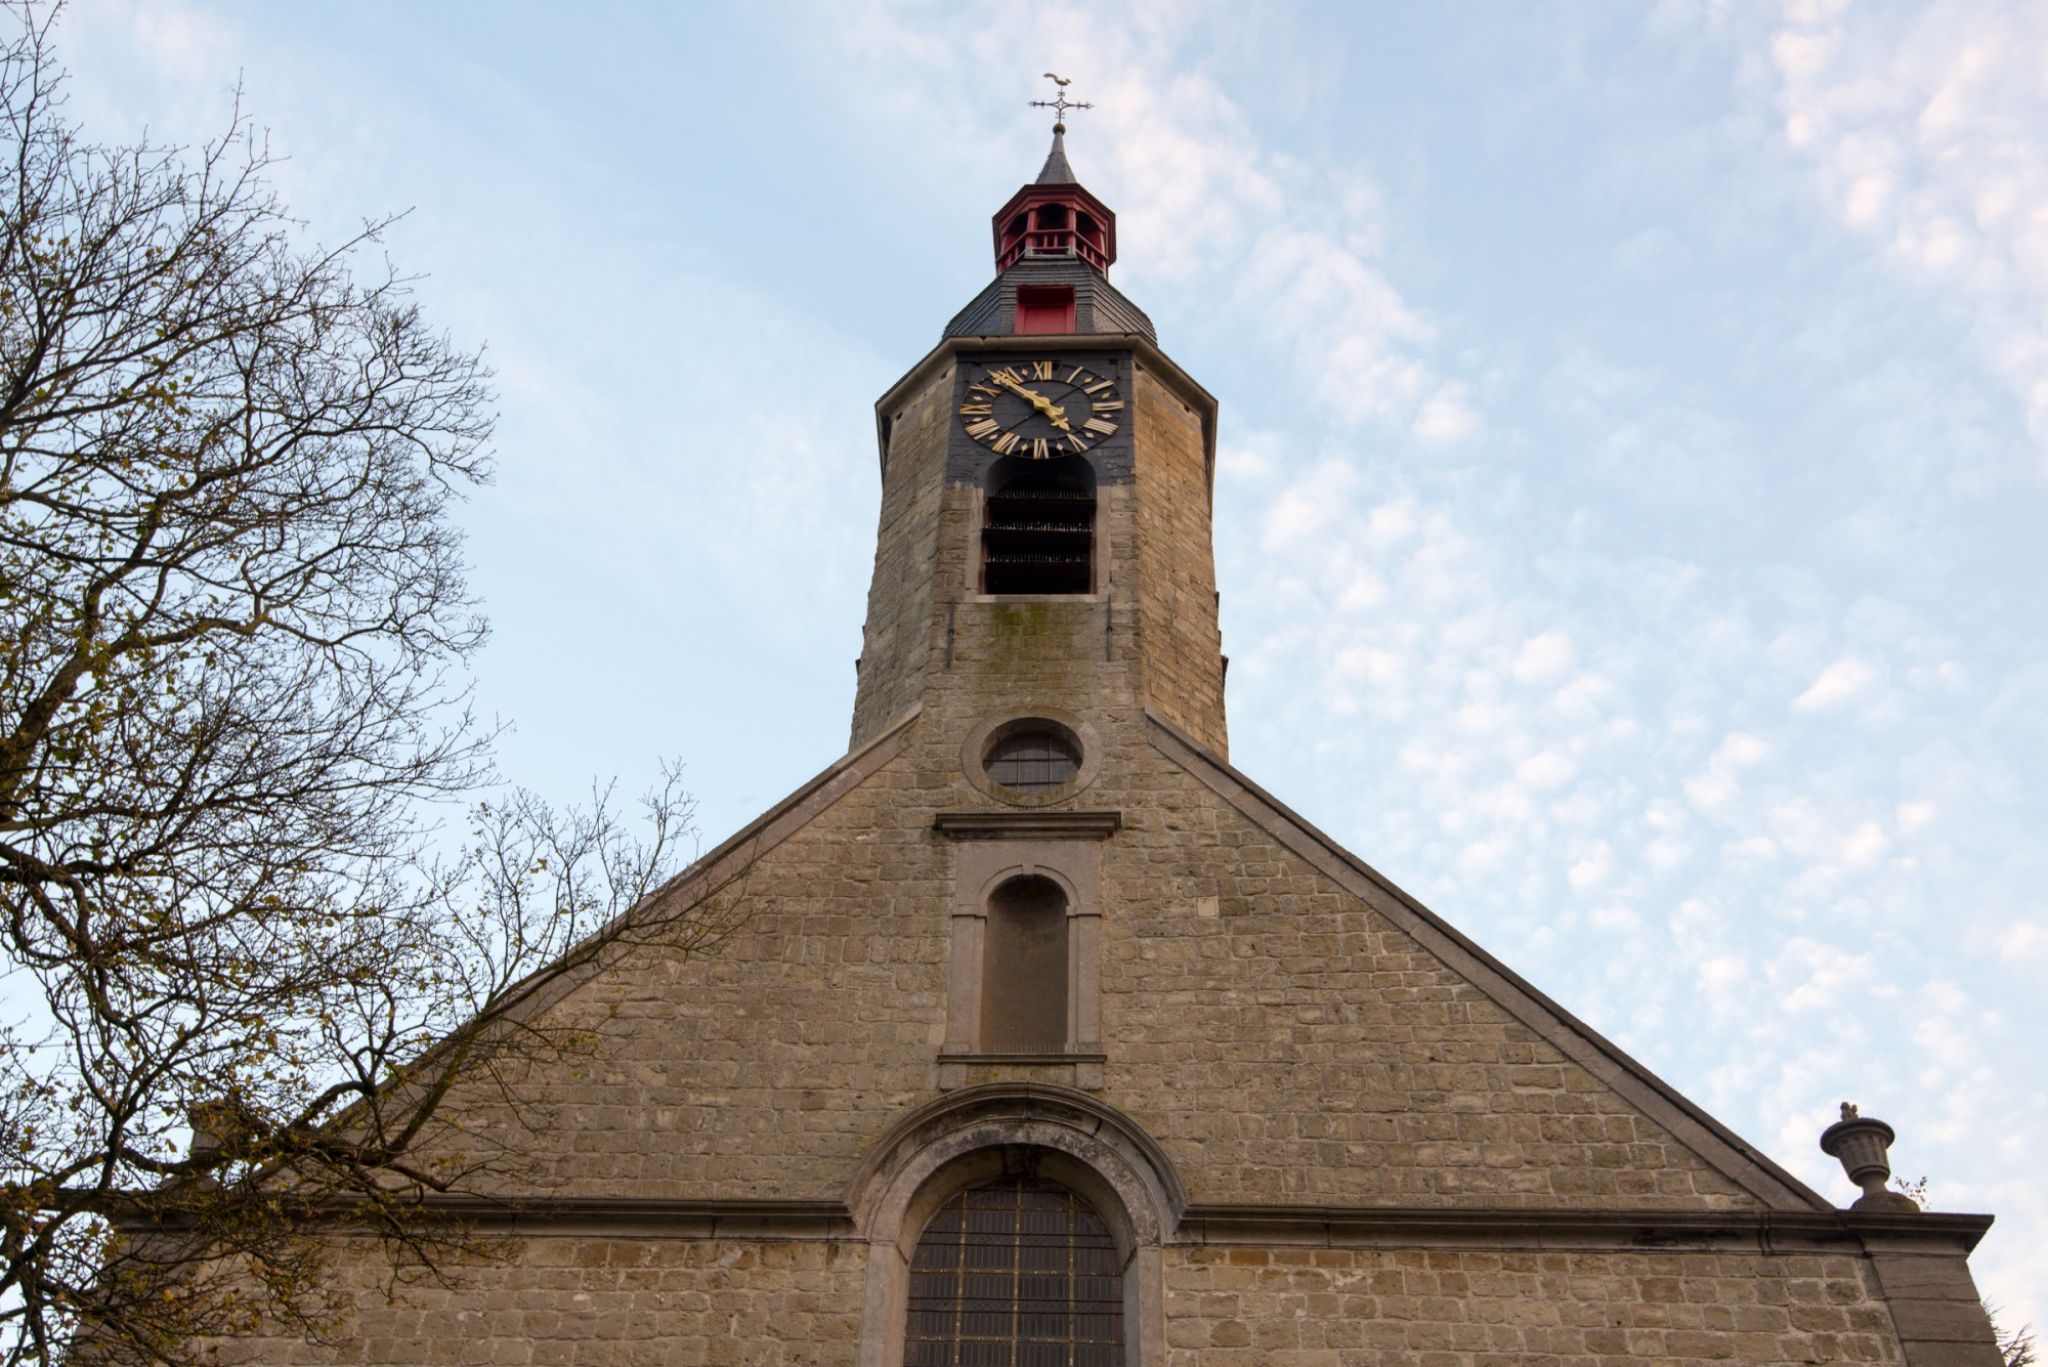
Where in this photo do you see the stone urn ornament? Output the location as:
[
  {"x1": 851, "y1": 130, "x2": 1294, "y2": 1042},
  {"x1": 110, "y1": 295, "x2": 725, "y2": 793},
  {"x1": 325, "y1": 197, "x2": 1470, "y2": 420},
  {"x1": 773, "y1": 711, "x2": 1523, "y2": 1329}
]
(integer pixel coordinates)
[{"x1": 1819, "y1": 1102, "x2": 1920, "y2": 1212}]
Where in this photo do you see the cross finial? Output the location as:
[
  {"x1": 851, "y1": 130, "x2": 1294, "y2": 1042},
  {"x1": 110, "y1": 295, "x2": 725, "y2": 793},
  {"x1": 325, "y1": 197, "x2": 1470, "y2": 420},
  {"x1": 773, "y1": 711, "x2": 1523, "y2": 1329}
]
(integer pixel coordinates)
[{"x1": 1029, "y1": 73, "x2": 1093, "y2": 134}]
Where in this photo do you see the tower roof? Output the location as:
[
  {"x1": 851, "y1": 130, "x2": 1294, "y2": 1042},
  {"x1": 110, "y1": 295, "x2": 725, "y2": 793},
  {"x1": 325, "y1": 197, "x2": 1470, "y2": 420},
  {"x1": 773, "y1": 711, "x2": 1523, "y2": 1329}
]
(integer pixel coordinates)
[
  {"x1": 1035, "y1": 129, "x2": 1077, "y2": 185},
  {"x1": 992, "y1": 131, "x2": 1116, "y2": 275}
]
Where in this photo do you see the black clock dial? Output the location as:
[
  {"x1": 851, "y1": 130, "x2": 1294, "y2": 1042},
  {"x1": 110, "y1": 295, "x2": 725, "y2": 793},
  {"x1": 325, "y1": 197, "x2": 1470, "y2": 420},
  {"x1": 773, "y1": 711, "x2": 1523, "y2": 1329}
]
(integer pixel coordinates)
[{"x1": 958, "y1": 359, "x2": 1123, "y2": 458}]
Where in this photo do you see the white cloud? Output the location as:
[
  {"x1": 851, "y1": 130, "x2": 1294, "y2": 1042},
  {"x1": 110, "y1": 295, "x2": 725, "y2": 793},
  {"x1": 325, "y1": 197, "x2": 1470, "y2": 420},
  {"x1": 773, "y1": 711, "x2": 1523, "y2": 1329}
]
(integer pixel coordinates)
[
  {"x1": 1219, "y1": 430, "x2": 1283, "y2": 482},
  {"x1": 1517, "y1": 751, "x2": 1577, "y2": 791},
  {"x1": 1894, "y1": 800, "x2": 1937, "y2": 832},
  {"x1": 1837, "y1": 820, "x2": 1888, "y2": 869},
  {"x1": 1778, "y1": 937, "x2": 1877, "y2": 1013},
  {"x1": 1792, "y1": 656, "x2": 1877, "y2": 711},
  {"x1": 2001, "y1": 921, "x2": 2048, "y2": 960},
  {"x1": 1569, "y1": 841, "x2": 1615, "y2": 891},
  {"x1": 1699, "y1": 955, "x2": 1748, "y2": 1008},
  {"x1": 1414, "y1": 383, "x2": 1480, "y2": 444},
  {"x1": 1761, "y1": 2, "x2": 2048, "y2": 458},
  {"x1": 1513, "y1": 631, "x2": 1577, "y2": 684},
  {"x1": 1684, "y1": 731, "x2": 1773, "y2": 816}
]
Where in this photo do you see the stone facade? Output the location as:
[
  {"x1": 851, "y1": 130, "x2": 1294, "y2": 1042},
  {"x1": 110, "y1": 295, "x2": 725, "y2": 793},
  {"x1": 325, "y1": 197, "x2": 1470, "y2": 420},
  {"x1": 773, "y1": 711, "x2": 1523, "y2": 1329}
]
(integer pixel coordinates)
[
  {"x1": 1162, "y1": 1245, "x2": 1914, "y2": 1365},
  {"x1": 211, "y1": 142, "x2": 2005, "y2": 1366}
]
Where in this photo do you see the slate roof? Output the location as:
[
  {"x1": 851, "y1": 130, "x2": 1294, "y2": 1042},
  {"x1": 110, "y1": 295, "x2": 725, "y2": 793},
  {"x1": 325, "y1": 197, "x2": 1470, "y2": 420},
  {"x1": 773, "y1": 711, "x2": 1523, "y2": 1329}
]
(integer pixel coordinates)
[
  {"x1": 1036, "y1": 129, "x2": 1077, "y2": 185},
  {"x1": 941, "y1": 259, "x2": 1156, "y2": 343}
]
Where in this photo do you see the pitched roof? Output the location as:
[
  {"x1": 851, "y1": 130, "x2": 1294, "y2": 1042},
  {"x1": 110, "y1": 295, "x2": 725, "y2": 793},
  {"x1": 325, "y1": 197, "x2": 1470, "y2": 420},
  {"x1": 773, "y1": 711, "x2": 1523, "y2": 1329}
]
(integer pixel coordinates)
[{"x1": 1036, "y1": 129, "x2": 1077, "y2": 185}]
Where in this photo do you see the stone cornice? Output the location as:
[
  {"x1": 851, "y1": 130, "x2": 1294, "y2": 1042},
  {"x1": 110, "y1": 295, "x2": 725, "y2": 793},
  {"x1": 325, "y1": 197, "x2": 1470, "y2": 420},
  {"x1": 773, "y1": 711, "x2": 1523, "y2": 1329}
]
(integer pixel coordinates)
[
  {"x1": 932, "y1": 810, "x2": 1122, "y2": 840},
  {"x1": 1175, "y1": 1204, "x2": 1993, "y2": 1255},
  {"x1": 933, "y1": 1052, "x2": 1110, "y2": 1064},
  {"x1": 140, "y1": 1191, "x2": 1985, "y2": 1255},
  {"x1": 393, "y1": 1195, "x2": 855, "y2": 1239}
]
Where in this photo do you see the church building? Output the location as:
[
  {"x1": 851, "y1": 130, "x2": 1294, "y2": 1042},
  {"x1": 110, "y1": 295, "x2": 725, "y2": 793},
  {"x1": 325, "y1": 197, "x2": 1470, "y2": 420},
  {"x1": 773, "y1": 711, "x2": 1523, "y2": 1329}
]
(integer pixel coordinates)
[{"x1": 228, "y1": 118, "x2": 2005, "y2": 1367}]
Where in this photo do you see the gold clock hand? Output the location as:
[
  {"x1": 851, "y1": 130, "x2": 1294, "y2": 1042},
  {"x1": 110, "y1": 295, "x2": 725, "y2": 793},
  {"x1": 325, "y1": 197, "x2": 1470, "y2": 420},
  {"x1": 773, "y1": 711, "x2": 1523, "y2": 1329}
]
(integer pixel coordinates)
[
  {"x1": 992, "y1": 374, "x2": 1074, "y2": 431},
  {"x1": 991, "y1": 373, "x2": 1046, "y2": 404}
]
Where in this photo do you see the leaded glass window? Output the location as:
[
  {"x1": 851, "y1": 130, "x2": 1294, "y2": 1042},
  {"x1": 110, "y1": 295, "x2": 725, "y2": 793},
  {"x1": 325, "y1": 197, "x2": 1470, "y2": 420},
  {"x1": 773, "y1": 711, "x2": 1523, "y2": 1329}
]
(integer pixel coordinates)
[{"x1": 905, "y1": 1176, "x2": 1123, "y2": 1367}]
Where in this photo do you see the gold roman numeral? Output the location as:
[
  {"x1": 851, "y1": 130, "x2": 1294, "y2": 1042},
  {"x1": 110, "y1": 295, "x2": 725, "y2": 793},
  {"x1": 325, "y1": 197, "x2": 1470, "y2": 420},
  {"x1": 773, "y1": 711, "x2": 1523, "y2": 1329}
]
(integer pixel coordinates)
[
  {"x1": 992, "y1": 431, "x2": 1021, "y2": 455},
  {"x1": 1091, "y1": 399, "x2": 1124, "y2": 412},
  {"x1": 1083, "y1": 417, "x2": 1118, "y2": 437},
  {"x1": 989, "y1": 367, "x2": 1023, "y2": 385},
  {"x1": 959, "y1": 403, "x2": 993, "y2": 416},
  {"x1": 1083, "y1": 379, "x2": 1115, "y2": 396},
  {"x1": 1032, "y1": 360, "x2": 1055, "y2": 380},
  {"x1": 1031, "y1": 437, "x2": 1049, "y2": 459},
  {"x1": 964, "y1": 418, "x2": 1001, "y2": 439},
  {"x1": 1065, "y1": 367, "x2": 1088, "y2": 383}
]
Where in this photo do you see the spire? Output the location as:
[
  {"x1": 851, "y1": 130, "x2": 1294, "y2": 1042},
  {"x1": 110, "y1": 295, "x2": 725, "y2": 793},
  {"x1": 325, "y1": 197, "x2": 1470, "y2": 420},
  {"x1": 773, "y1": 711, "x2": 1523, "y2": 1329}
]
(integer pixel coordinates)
[
  {"x1": 995, "y1": 77, "x2": 1115, "y2": 275},
  {"x1": 1036, "y1": 129, "x2": 1076, "y2": 186}
]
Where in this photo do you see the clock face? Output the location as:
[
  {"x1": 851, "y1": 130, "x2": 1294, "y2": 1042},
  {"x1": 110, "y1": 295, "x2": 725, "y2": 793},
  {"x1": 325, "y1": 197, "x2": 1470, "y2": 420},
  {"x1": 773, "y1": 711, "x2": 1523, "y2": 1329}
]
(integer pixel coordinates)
[{"x1": 957, "y1": 358, "x2": 1124, "y2": 459}]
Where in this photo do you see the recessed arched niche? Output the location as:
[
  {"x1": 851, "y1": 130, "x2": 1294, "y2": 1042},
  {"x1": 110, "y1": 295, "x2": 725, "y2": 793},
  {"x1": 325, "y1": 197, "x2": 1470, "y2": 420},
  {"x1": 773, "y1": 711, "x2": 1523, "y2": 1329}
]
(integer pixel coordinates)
[{"x1": 980, "y1": 874, "x2": 1069, "y2": 1053}]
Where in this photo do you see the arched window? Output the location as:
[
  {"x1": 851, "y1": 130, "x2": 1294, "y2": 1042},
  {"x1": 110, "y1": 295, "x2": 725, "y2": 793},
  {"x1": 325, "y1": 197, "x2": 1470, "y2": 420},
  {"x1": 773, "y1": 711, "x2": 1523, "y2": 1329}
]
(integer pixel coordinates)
[
  {"x1": 983, "y1": 456, "x2": 1094, "y2": 595},
  {"x1": 905, "y1": 1174, "x2": 1123, "y2": 1367},
  {"x1": 981, "y1": 875, "x2": 1068, "y2": 1053}
]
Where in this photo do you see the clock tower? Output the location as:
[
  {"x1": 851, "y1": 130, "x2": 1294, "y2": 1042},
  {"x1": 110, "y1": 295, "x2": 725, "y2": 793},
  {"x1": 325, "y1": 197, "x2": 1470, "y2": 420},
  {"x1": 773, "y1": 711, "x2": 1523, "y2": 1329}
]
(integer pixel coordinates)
[{"x1": 851, "y1": 127, "x2": 1229, "y2": 766}]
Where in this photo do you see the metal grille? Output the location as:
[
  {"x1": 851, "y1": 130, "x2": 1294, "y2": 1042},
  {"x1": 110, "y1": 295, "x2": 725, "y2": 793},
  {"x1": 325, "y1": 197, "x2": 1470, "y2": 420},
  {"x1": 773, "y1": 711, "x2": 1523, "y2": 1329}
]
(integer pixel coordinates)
[
  {"x1": 905, "y1": 1176, "x2": 1123, "y2": 1366},
  {"x1": 985, "y1": 731, "x2": 1080, "y2": 791},
  {"x1": 982, "y1": 465, "x2": 1093, "y2": 596}
]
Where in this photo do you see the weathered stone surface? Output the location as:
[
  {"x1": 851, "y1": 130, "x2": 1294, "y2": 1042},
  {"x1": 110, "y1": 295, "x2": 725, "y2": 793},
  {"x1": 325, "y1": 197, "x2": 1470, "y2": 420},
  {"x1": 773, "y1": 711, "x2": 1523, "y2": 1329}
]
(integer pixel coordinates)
[
  {"x1": 206, "y1": 1237, "x2": 867, "y2": 1366},
  {"x1": 1163, "y1": 1245, "x2": 1909, "y2": 1365},
  {"x1": 1131, "y1": 364, "x2": 1226, "y2": 754},
  {"x1": 392, "y1": 707, "x2": 1763, "y2": 1211}
]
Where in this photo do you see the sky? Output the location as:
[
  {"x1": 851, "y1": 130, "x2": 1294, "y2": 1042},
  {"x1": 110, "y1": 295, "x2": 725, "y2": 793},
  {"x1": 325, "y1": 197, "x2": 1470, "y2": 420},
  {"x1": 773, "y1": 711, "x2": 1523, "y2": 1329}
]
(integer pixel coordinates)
[{"x1": 50, "y1": 0, "x2": 2048, "y2": 1335}]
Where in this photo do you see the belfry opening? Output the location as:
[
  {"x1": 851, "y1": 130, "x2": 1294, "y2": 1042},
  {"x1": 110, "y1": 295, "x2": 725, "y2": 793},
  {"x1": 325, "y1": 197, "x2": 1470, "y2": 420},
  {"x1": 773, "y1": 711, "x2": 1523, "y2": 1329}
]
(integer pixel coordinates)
[{"x1": 981, "y1": 455, "x2": 1094, "y2": 595}]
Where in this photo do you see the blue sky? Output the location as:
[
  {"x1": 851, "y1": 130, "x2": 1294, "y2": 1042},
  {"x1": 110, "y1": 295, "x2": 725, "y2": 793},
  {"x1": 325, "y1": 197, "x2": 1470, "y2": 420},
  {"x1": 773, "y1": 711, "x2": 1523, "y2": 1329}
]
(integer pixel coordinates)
[{"x1": 59, "y1": 0, "x2": 2048, "y2": 1329}]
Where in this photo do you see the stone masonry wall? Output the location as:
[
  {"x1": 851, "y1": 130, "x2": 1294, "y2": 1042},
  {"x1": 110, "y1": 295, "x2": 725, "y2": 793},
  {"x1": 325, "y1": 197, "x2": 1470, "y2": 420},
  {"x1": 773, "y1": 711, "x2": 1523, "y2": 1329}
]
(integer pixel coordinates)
[
  {"x1": 1132, "y1": 365, "x2": 1228, "y2": 756},
  {"x1": 399, "y1": 708, "x2": 1759, "y2": 1212},
  {"x1": 206, "y1": 1235, "x2": 866, "y2": 1367},
  {"x1": 405, "y1": 747, "x2": 955, "y2": 1198},
  {"x1": 207, "y1": 1232, "x2": 1923, "y2": 1367},
  {"x1": 849, "y1": 364, "x2": 952, "y2": 750},
  {"x1": 1164, "y1": 1244, "x2": 1907, "y2": 1365},
  {"x1": 1091, "y1": 760, "x2": 1760, "y2": 1209}
]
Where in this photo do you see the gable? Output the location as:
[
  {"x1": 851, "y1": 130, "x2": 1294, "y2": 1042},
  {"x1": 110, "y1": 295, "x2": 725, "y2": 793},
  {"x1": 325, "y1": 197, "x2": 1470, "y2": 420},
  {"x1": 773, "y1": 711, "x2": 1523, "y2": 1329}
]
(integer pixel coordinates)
[
  {"x1": 1136, "y1": 709, "x2": 1829, "y2": 1214},
  {"x1": 387, "y1": 702, "x2": 1827, "y2": 1220}
]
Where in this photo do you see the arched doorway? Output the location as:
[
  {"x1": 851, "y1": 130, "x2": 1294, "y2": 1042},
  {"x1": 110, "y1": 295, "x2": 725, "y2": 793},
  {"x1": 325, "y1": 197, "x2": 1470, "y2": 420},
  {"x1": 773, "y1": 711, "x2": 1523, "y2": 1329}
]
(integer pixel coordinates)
[{"x1": 849, "y1": 1085, "x2": 1182, "y2": 1367}]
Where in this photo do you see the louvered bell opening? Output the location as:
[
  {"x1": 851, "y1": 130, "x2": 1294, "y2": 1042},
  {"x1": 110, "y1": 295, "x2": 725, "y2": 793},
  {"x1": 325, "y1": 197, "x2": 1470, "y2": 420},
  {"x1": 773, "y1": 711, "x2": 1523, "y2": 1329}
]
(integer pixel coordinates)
[{"x1": 984, "y1": 457, "x2": 1093, "y2": 595}]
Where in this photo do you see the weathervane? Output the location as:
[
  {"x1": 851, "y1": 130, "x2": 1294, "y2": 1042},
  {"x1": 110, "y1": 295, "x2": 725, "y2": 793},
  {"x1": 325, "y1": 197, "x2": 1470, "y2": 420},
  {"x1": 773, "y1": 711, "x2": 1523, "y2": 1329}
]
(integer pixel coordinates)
[{"x1": 1030, "y1": 73, "x2": 1092, "y2": 134}]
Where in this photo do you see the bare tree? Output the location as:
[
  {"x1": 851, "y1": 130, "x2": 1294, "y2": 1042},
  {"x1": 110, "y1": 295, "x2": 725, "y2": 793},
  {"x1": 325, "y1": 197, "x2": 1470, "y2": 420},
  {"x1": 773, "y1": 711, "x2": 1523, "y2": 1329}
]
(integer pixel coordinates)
[
  {"x1": 1998, "y1": 1313, "x2": 2037, "y2": 1367},
  {"x1": 0, "y1": 8, "x2": 725, "y2": 1360}
]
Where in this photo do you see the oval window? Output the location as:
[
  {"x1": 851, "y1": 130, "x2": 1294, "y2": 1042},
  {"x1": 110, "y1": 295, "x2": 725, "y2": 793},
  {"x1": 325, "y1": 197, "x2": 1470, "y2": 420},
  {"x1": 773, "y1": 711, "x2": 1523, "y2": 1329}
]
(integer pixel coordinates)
[{"x1": 983, "y1": 723, "x2": 1082, "y2": 793}]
